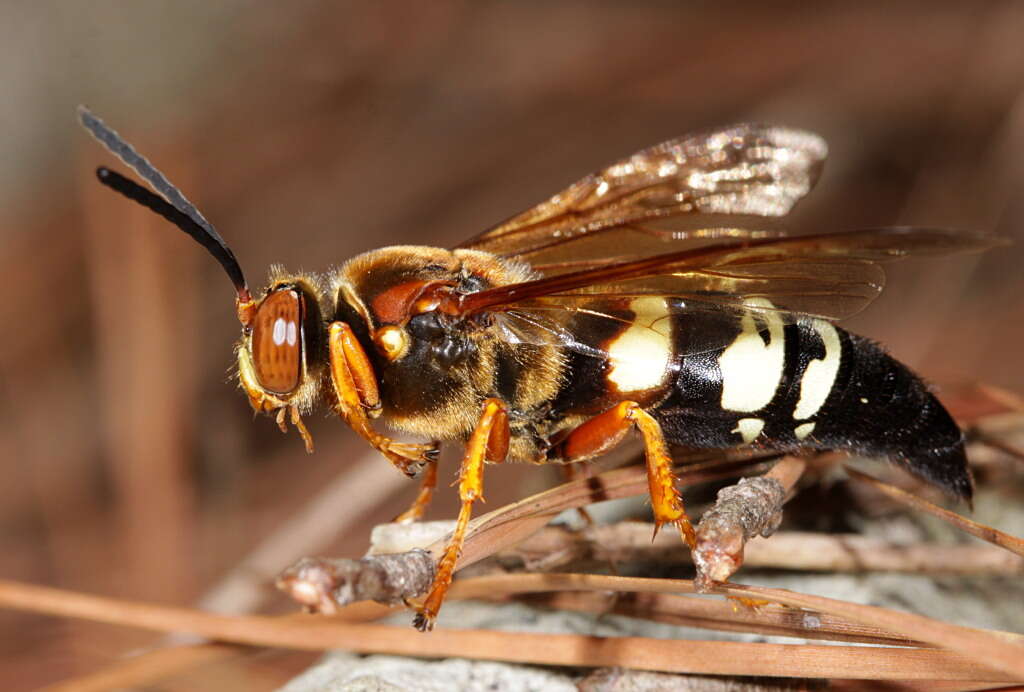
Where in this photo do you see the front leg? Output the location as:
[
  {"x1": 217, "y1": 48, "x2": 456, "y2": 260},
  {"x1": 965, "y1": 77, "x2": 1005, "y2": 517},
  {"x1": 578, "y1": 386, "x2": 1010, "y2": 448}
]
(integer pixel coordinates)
[
  {"x1": 413, "y1": 398, "x2": 509, "y2": 631},
  {"x1": 554, "y1": 401, "x2": 695, "y2": 548},
  {"x1": 328, "y1": 322, "x2": 438, "y2": 475}
]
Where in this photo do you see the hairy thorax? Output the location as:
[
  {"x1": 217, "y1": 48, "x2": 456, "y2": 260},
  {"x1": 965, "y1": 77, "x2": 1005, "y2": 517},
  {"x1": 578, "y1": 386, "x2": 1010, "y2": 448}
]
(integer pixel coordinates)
[{"x1": 330, "y1": 246, "x2": 567, "y2": 459}]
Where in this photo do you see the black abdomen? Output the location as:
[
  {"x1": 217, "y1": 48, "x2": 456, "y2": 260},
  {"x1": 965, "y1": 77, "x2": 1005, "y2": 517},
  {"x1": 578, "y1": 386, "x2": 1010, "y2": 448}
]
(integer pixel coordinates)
[{"x1": 657, "y1": 315, "x2": 972, "y2": 500}]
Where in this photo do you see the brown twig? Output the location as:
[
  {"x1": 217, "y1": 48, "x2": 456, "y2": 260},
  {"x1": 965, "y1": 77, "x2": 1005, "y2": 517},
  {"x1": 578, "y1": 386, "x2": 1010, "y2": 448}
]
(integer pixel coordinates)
[
  {"x1": 443, "y1": 449, "x2": 777, "y2": 572},
  {"x1": 450, "y1": 572, "x2": 1024, "y2": 679},
  {"x1": 276, "y1": 449, "x2": 776, "y2": 611},
  {"x1": 277, "y1": 551, "x2": 435, "y2": 613},
  {"x1": 1, "y1": 576, "x2": 1021, "y2": 682},
  {"x1": 693, "y1": 456, "x2": 806, "y2": 591},
  {"x1": 845, "y1": 467, "x2": 1024, "y2": 557},
  {"x1": 513, "y1": 590, "x2": 922, "y2": 646},
  {"x1": 501, "y1": 524, "x2": 1024, "y2": 576}
]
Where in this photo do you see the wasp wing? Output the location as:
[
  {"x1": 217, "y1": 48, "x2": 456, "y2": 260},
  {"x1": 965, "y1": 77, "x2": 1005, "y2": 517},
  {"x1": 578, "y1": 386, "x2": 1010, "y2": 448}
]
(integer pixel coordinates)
[
  {"x1": 461, "y1": 227, "x2": 998, "y2": 359},
  {"x1": 458, "y1": 124, "x2": 827, "y2": 260}
]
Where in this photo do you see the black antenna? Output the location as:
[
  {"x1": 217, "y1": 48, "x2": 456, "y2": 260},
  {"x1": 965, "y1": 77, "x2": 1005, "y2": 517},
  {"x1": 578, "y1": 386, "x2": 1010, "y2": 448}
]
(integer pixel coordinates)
[{"x1": 77, "y1": 106, "x2": 252, "y2": 306}]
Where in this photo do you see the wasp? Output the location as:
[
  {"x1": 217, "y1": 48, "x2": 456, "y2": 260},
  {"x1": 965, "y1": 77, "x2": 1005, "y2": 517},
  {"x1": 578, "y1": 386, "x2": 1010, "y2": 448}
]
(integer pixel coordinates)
[{"x1": 80, "y1": 107, "x2": 995, "y2": 630}]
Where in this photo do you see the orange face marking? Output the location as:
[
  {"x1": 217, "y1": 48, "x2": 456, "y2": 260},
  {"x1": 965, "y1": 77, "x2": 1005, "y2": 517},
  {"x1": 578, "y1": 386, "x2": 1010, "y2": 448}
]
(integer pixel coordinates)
[{"x1": 251, "y1": 288, "x2": 303, "y2": 394}]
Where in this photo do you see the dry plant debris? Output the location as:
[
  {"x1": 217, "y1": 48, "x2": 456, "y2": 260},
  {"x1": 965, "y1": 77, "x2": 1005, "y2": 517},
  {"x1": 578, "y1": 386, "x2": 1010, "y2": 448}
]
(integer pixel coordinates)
[
  {"x1": 277, "y1": 551, "x2": 436, "y2": 613},
  {"x1": 693, "y1": 456, "x2": 805, "y2": 591},
  {"x1": 3, "y1": 406, "x2": 1024, "y2": 689}
]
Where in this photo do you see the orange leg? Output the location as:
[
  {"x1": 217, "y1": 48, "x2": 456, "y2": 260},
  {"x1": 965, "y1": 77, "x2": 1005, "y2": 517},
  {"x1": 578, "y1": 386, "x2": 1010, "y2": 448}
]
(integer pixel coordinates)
[
  {"x1": 556, "y1": 401, "x2": 695, "y2": 549},
  {"x1": 393, "y1": 459, "x2": 439, "y2": 523},
  {"x1": 414, "y1": 398, "x2": 508, "y2": 631},
  {"x1": 328, "y1": 322, "x2": 438, "y2": 476}
]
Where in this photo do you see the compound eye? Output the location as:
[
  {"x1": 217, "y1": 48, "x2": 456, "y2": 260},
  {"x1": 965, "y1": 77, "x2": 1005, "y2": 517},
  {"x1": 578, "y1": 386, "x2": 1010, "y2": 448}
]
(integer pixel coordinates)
[{"x1": 252, "y1": 288, "x2": 303, "y2": 394}]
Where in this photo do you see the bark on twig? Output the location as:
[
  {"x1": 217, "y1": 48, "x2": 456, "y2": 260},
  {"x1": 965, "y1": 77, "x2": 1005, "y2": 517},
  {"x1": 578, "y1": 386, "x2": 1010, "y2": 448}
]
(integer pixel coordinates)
[
  {"x1": 276, "y1": 551, "x2": 435, "y2": 613},
  {"x1": 693, "y1": 457, "x2": 806, "y2": 591}
]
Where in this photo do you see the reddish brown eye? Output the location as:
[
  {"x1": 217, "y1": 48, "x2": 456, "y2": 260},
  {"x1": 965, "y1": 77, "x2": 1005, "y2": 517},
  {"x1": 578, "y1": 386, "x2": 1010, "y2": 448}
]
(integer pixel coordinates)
[{"x1": 252, "y1": 288, "x2": 303, "y2": 394}]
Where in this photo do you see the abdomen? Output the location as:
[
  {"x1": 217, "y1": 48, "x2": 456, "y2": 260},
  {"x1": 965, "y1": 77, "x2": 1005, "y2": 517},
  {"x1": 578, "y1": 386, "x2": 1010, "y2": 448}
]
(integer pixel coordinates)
[{"x1": 655, "y1": 313, "x2": 973, "y2": 500}]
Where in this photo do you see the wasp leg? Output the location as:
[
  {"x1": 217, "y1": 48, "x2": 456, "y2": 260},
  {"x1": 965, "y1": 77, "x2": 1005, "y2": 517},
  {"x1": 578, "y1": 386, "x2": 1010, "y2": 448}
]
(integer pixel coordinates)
[
  {"x1": 393, "y1": 457, "x2": 439, "y2": 523},
  {"x1": 555, "y1": 401, "x2": 695, "y2": 549},
  {"x1": 328, "y1": 322, "x2": 439, "y2": 475},
  {"x1": 413, "y1": 398, "x2": 508, "y2": 632},
  {"x1": 333, "y1": 320, "x2": 380, "y2": 413}
]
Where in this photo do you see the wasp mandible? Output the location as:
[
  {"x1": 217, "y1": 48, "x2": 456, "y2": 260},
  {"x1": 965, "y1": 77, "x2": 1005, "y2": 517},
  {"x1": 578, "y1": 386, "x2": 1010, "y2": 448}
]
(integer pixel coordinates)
[{"x1": 80, "y1": 107, "x2": 994, "y2": 630}]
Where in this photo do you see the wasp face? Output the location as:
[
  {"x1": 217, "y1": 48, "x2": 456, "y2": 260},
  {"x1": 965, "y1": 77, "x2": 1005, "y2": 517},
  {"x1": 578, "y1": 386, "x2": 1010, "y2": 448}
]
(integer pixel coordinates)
[{"x1": 236, "y1": 273, "x2": 328, "y2": 416}]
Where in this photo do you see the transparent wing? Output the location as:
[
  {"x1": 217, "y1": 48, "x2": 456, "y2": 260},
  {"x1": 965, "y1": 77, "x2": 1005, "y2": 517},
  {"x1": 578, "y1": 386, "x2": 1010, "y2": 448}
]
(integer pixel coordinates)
[
  {"x1": 461, "y1": 227, "x2": 1001, "y2": 360},
  {"x1": 494, "y1": 298, "x2": 797, "y2": 361},
  {"x1": 458, "y1": 124, "x2": 827, "y2": 260},
  {"x1": 453, "y1": 228, "x2": 998, "y2": 318}
]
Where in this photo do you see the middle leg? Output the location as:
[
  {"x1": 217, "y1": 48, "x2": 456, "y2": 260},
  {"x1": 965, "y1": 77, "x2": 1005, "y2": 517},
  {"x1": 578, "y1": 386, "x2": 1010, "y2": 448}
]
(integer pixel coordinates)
[{"x1": 413, "y1": 398, "x2": 509, "y2": 631}]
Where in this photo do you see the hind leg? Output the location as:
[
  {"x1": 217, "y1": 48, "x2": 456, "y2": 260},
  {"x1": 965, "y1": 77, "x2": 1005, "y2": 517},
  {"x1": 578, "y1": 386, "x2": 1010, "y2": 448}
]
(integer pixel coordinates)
[{"x1": 553, "y1": 401, "x2": 694, "y2": 548}]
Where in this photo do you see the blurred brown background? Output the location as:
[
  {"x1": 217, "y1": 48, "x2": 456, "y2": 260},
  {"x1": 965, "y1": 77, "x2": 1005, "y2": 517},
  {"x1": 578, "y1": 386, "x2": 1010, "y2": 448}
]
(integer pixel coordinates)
[{"x1": 1, "y1": 2, "x2": 1023, "y2": 689}]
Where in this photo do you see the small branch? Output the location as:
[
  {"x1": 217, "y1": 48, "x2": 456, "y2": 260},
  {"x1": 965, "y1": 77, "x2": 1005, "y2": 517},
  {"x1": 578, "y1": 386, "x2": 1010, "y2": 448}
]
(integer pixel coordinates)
[
  {"x1": 501, "y1": 525, "x2": 1024, "y2": 576},
  {"x1": 276, "y1": 450, "x2": 775, "y2": 611},
  {"x1": 514, "y1": 590, "x2": 922, "y2": 647},
  {"x1": 2, "y1": 574, "x2": 1024, "y2": 681},
  {"x1": 693, "y1": 456, "x2": 806, "y2": 591},
  {"x1": 443, "y1": 449, "x2": 776, "y2": 573},
  {"x1": 450, "y1": 572, "x2": 1024, "y2": 680},
  {"x1": 275, "y1": 450, "x2": 1024, "y2": 614},
  {"x1": 276, "y1": 551, "x2": 435, "y2": 613},
  {"x1": 740, "y1": 532, "x2": 1024, "y2": 575},
  {"x1": 845, "y1": 467, "x2": 1024, "y2": 557}
]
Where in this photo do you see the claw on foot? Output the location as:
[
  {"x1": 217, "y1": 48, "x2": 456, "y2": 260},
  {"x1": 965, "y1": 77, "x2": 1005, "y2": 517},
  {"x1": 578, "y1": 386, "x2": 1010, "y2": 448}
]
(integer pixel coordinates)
[
  {"x1": 386, "y1": 441, "x2": 440, "y2": 465},
  {"x1": 412, "y1": 610, "x2": 434, "y2": 632},
  {"x1": 651, "y1": 518, "x2": 696, "y2": 549}
]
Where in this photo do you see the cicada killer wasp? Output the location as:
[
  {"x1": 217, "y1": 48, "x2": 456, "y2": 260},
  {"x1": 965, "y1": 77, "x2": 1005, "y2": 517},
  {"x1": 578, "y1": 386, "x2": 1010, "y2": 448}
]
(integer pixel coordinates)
[{"x1": 80, "y1": 107, "x2": 997, "y2": 630}]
